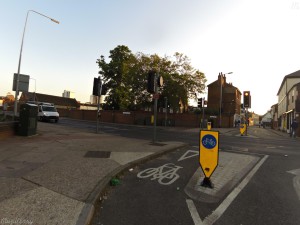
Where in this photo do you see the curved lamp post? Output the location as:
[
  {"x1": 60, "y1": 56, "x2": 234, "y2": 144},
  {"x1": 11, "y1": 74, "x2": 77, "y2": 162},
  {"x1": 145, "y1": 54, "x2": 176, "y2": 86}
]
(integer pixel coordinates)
[{"x1": 14, "y1": 10, "x2": 59, "y2": 116}]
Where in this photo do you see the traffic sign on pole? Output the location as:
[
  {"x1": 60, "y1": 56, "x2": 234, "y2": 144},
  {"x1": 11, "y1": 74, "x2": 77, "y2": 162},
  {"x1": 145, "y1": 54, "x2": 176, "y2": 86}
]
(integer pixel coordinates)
[{"x1": 199, "y1": 130, "x2": 219, "y2": 188}]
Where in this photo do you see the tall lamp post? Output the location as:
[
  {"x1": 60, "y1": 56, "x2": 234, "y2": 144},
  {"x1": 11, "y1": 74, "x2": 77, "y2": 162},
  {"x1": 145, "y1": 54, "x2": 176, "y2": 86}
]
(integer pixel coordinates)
[
  {"x1": 14, "y1": 10, "x2": 59, "y2": 116},
  {"x1": 219, "y1": 72, "x2": 233, "y2": 128}
]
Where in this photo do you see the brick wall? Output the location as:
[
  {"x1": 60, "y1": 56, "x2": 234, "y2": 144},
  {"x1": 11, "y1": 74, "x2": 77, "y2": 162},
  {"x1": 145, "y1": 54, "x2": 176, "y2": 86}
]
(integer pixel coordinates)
[{"x1": 57, "y1": 109, "x2": 202, "y2": 127}]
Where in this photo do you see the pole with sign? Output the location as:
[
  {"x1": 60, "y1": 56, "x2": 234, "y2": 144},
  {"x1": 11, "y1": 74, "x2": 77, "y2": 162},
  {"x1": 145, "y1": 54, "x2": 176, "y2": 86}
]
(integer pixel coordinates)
[
  {"x1": 147, "y1": 70, "x2": 163, "y2": 143},
  {"x1": 199, "y1": 130, "x2": 219, "y2": 188},
  {"x1": 93, "y1": 76, "x2": 102, "y2": 133}
]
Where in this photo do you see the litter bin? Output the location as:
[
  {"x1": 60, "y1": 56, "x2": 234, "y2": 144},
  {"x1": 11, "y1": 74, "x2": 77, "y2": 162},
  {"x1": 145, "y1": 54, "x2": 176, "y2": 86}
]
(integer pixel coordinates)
[{"x1": 18, "y1": 103, "x2": 38, "y2": 136}]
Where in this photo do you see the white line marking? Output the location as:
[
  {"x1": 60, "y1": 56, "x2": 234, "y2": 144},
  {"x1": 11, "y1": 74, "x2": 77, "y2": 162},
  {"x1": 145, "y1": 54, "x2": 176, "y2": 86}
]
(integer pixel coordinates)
[
  {"x1": 186, "y1": 199, "x2": 204, "y2": 225},
  {"x1": 137, "y1": 163, "x2": 182, "y2": 185},
  {"x1": 178, "y1": 150, "x2": 199, "y2": 161},
  {"x1": 287, "y1": 168, "x2": 300, "y2": 176},
  {"x1": 287, "y1": 168, "x2": 300, "y2": 200},
  {"x1": 186, "y1": 155, "x2": 269, "y2": 225}
]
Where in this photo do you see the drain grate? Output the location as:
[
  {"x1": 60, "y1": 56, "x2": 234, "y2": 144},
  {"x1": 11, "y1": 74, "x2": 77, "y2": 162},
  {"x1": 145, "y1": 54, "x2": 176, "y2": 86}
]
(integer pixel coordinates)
[{"x1": 84, "y1": 151, "x2": 111, "y2": 158}]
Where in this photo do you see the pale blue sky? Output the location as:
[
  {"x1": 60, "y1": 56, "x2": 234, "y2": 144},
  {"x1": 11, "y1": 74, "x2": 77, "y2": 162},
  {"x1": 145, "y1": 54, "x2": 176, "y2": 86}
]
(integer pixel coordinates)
[{"x1": 1, "y1": 0, "x2": 300, "y2": 115}]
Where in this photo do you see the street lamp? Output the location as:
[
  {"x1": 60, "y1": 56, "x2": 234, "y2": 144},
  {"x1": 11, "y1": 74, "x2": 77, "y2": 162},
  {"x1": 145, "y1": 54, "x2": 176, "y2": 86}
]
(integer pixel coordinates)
[
  {"x1": 219, "y1": 72, "x2": 233, "y2": 128},
  {"x1": 14, "y1": 10, "x2": 59, "y2": 116}
]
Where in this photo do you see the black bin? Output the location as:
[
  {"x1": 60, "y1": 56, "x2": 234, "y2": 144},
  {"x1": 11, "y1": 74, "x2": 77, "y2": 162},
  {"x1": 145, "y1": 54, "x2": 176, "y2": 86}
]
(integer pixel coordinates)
[{"x1": 18, "y1": 103, "x2": 38, "y2": 136}]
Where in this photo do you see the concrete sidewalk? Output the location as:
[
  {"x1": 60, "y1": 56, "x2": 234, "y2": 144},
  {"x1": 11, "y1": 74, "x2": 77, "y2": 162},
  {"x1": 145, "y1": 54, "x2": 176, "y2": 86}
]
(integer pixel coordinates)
[{"x1": 0, "y1": 122, "x2": 186, "y2": 225}]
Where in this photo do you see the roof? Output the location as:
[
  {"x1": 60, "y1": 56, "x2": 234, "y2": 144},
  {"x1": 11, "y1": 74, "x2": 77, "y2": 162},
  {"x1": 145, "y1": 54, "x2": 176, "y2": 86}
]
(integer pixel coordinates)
[
  {"x1": 20, "y1": 92, "x2": 80, "y2": 109},
  {"x1": 207, "y1": 79, "x2": 242, "y2": 95},
  {"x1": 277, "y1": 70, "x2": 300, "y2": 95}
]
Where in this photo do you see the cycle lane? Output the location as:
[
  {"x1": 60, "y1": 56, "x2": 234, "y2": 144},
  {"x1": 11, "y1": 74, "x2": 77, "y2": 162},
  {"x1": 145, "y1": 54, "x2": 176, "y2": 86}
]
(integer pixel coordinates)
[{"x1": 90, "y1": 146, "x2": 264, "y2": 225}]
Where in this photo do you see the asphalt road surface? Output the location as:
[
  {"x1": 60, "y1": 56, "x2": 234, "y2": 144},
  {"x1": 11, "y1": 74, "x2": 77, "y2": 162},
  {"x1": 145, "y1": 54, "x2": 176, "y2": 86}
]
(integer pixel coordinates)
[
  {"x1": 56, "y1": 118, "x2": 300, "y2": 225},
  {"x1": 89, "y1": 148, "x2": 299, "y2": 225}
]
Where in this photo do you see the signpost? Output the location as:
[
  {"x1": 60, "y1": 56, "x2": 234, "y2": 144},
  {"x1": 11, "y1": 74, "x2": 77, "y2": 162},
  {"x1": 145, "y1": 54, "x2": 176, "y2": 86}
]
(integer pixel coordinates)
[
  {"x1": 93, "y1": 76, "x2": 102, "y2": 133},
  {"x1": 13, "y1": 73, "x2": 30, "y2": 92},
  {"x1": 199, "y1": 130, "x2": 219, "y2": 188},
  {"x1": 147, "y1": 70, "x2": 163, "y2": 143}
]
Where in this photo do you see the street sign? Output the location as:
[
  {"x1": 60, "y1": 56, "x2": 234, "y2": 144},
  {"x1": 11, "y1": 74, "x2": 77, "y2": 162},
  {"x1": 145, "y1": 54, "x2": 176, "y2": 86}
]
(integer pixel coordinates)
[
  {"x1": 13, "y1": 73, "x2": 29, "y2": 92},
  {"x1": 199, "y1": 130, "x2": 219, "y2": 179}
]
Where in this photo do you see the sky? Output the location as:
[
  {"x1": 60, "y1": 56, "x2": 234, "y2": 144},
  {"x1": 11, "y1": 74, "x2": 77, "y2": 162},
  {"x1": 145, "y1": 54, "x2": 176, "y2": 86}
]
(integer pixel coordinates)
[{"x1": 1, "y1": 0, "x2": 300, "y2": 115}]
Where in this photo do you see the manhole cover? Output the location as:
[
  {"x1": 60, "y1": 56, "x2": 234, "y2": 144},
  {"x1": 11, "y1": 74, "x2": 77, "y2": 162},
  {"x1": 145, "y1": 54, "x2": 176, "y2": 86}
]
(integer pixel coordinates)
[{"x1": 84, "y1": 151, "x2": 111, "y2": 158}]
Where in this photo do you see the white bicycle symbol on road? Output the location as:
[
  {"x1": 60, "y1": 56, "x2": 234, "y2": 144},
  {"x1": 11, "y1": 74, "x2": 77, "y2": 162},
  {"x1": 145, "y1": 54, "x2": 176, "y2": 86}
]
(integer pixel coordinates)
[{"x1": 137, "y1": 163, "x2": 183, "y2": 185}]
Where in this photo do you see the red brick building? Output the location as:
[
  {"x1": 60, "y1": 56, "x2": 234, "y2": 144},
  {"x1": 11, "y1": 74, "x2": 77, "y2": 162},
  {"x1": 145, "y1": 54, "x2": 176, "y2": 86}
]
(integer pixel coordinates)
[{"x1": 207, "y1": 73, "x2": 242, "y2": 128}]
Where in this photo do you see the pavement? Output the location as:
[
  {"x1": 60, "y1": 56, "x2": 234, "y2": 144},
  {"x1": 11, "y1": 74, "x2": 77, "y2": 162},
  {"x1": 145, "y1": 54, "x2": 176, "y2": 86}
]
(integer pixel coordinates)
[
  {"x1": 0, "y1": 121, "x2": 189, "y2": 225},
  {"x1": 0, "y1": 121, "x2": 294, "y2": 225}
]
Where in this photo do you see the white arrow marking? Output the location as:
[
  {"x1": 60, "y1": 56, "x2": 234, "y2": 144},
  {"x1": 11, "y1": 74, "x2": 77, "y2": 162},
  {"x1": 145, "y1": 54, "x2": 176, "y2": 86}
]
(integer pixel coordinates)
[
  {"x1": 287, "y1": 168, "x2": 300, "y2": 200},
  {"x1": 187, "y1": 155, "x2": 268, "y2": 225},
  {"x1": 178, "y1": 150, "x2": 199, "y2": 161}
]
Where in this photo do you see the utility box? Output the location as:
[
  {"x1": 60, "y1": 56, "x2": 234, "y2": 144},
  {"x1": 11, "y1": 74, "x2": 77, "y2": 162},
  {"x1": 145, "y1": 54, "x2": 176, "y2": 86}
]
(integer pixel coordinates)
[{"x1": 18, "y1": 103, "x2": 38, "y2": 136}]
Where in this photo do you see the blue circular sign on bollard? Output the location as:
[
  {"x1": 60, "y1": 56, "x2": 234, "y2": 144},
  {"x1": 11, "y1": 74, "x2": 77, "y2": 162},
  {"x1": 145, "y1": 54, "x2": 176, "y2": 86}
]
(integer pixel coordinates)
[{"x1": 202, "y1": 134, "x2": 217, "y2": 149}]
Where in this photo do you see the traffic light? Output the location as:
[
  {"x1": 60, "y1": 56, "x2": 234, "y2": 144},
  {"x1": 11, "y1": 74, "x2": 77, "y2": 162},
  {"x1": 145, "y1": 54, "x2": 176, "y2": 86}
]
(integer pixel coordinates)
[
  {"x1": 147, "y1": 70, "x2": 156, "y2": 93},
  {"x1": 93, "y1": 77, "x2": 101, "y2": 96},
  {"x1": 93, "y1": 77, "x2": 107, "y2": 96},
  {"x1": 243, "y1": 91, "x2": 251, "y2": 108},
  {"x1": 198, "y1": 98, "x2": 203, "y2": 108}
]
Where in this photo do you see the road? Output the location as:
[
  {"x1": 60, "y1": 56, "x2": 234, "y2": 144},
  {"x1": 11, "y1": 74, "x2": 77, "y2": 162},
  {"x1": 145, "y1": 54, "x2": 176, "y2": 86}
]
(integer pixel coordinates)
[{"x1": 57, "y1": 118, "x2": 300, "y2": 225}]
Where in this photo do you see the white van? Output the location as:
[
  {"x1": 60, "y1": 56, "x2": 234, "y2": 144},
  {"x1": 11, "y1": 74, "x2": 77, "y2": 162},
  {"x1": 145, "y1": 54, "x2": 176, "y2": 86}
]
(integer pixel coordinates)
[{"x1": 37, "y1": 102, "x2": 59, "y2": 122}]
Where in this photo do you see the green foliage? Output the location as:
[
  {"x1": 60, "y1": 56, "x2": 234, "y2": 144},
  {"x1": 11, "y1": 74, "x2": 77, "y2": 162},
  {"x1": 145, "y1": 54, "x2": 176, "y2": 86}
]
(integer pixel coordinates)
[{"x1": 96, "y1": 45, "x2": 206, "y2": 111}]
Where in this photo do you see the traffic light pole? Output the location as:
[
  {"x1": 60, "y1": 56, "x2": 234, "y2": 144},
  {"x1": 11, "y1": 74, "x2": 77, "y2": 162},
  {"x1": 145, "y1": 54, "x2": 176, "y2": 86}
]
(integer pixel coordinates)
[
  {"x1": 164, "y1": 97, "x2": 168, "y2": 127},
  {"x1": 153, "y1": 74, "x2": 158, "y2": 143},
  {"x1": 96, "y1": 76, "x2": 102, "y2": 134},
  {"x1": 202, "y1": 106, "x2": 205, "y2": 130},
  {"x1": 245, "y1": 107, "x2": 248, "y2": 136}
]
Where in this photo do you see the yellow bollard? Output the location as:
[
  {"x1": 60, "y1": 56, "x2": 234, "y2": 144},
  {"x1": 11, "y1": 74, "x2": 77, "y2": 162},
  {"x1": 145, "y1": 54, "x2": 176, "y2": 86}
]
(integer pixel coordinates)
[
  {"x1": 240, "y1": 123, "x2": 247, "y2": 136},
  {"x1": 207, "y1": 122, "x2": 211, "y2": 130}
]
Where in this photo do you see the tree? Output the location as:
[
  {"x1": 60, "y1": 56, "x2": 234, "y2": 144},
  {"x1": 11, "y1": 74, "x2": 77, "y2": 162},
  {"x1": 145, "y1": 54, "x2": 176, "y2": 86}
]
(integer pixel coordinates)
[
  {"x1": 157, "y1": 53, "x2": 206, "y2": 112},
  {"x1": 96, "y1": 46, "x2": 207, "y2": 112},
  {"x1": 96, "y1": 45, "x2": 136, "y2": 110}
]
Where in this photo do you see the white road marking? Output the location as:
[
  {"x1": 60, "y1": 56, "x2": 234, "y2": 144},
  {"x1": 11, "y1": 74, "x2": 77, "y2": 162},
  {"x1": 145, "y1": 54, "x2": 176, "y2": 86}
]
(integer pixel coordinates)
[
  {"x1": 186, "y1": 155, "x2": 269, "y2": 225},
  {"x1": 287, "y1": 168, "x2": 300, "y2": 176},
  {"x1": 178, "y1": 150, "x2": 199, "y2": 161},
  {"x1": 186, "y1": 199, "x2": 204, "y2": 225},
  {"x1": 137, "y1": 163, "x2": 183, "y2": 185},
  {"x1": 287, "y1": 168, "x2": 300, "y2": 200}
]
